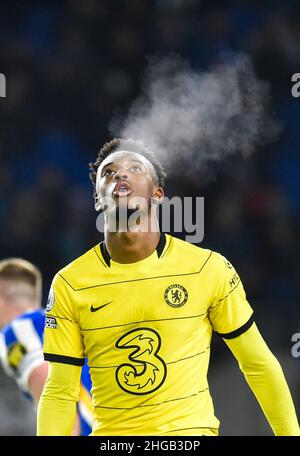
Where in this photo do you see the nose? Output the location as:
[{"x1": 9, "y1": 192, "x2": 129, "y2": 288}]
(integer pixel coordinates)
[{"x1": 114, "y1": 169, "x2": 128, "y2": 180}]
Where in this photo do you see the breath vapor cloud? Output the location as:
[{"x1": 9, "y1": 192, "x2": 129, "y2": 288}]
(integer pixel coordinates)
[{"x1": 110, "y1": 54, "x2": 280, "y2": 182}]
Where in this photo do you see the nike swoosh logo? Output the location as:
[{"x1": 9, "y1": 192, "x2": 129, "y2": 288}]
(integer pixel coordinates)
[{"x1": 90, "y1": 301, "x2": 112, "y2": 312}]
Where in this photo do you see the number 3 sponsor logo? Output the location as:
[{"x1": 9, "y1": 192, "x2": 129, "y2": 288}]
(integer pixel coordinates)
[{"x1": 115, "y1": 327, "x2": 167, "y2": 395}]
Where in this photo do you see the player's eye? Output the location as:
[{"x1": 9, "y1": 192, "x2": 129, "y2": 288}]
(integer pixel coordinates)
[
  {"x1": 130, "y1": 165, "x2": 142, "y2": 173},
  {"x1": 102, "y1": 168, "x2": 116, "y2": 177}
]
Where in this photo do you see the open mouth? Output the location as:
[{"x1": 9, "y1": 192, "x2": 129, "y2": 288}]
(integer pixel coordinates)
[{"x1": 113, "y1": 181, "x2": 133, "y2": 197}]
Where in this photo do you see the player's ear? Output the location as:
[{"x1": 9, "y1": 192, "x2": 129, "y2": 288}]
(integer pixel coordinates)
[
  {"x1": 95, "y1": 195, "x2": 102, "y2": 211},
  {"x1": 152, "y1": 187, "x2": 164, "y2": 205},
  {"x1": 95, "y1": 196, "x2": 109, "y2": 213}
]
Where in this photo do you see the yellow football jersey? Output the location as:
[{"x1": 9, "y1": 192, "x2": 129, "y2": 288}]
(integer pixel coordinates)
[{"x1": 43, "y1": 234, "x2": 253, "y2": 436}]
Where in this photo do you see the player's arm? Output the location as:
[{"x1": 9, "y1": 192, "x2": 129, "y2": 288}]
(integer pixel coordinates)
[
  {"x1": 34, "y1": 361, "x2": 81, "y2": 435},
  {"x1": 38, "y1": 274, "x2": 85, "y2": 435},
  {"x1": 205, "y1": 252, "x2": 299, "y2": 435},
  {"x1": 37, "y1": 361, "x2": 81, "y2": 436},
  {"x1": 224, "y1": 323, "x2": 300, "y2": 436},
  {"x1": 0, "y1": 314, "x2": 48, "y2": 405}
]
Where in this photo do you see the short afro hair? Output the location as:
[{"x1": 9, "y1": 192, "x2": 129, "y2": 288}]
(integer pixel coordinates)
[{"x1": 89, "y1": 138, "x2": 166, "y2": 199}]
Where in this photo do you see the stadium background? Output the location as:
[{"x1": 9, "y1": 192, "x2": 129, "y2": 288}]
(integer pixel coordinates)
[{"x1": 0, "y1": 0, "x2": 299, "y2": 435}]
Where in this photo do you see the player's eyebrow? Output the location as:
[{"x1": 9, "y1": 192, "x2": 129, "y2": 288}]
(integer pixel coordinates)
[
  {"x1": 125, "y1": 159, "x2": 146, "y2": 168},
  {"x1": 101, "y1": 161, "x2": 114, "y2": 171},
  {"x1": 101, "y1": 158, "x2": 146, "y2": 172}
]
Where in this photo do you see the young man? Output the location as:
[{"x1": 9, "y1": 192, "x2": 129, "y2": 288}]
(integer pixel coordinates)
[
  {"x1": 0, "y1": 258, "x2": 92, "y2": 435},
  {"x1": 38, "y1": 138, "x2": 299, "y2": 436}
]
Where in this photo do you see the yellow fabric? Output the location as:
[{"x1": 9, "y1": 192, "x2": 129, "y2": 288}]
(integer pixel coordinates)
[
  {"x1": 225, "y1": 323, "x2": 300, "y2": 436},
  {"x1": 37, "y1": 362, "x2": 81, "y2": 435},
  {"x1": 205, "y1": 255, "x2": 253, "y2": 335},
  {"x1": 42, "y1": 234, "x2": 253, "y2": 435},
  {"x1": 44, "y1": 278, "x2": 85, "y2": 362}
]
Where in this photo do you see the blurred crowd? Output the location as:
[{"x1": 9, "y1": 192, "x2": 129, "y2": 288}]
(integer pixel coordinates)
[{"x1": 0, "y1": 0, "x2": 299, "y2": 330}]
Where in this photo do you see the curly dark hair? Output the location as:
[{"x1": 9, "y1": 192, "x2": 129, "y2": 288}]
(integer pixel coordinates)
[{"x1": 89, "y1": 138, "x2": 166, "y2": 199}]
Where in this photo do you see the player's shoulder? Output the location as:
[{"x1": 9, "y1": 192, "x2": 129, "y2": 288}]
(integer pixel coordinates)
[
  {"x1": 54, "y1": 244, "x2": 104, "y2": 291},
  {"x1": 170, "y1": 235, "x2": 233, "y2": 275},
  {"x1": 169, "y1": 235, "x2": 213, "y2": 266},
  {"x1": 16, "y1": 309, "x2": 45, "y2": 325},
  {"x1": 1, "y1": 309, "x2": 45, "y2": 344},
  {"x1": 0, "y1": 310, "x2": 44, "y2": 379},
  {"x1": 0, "y1": 309, "x2": 45, "y2": 391}
]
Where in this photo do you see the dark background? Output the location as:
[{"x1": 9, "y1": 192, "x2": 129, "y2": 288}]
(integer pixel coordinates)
[{"x1": 0, "y1": 0, "x2": 299, "y2": 435}]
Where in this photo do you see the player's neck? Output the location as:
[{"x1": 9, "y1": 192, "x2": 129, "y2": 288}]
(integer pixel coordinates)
[{"x1": 104, "y1": 230, "x2": 161, "y2": 264}]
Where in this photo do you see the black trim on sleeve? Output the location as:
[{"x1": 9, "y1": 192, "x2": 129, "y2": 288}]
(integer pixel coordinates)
[
  {"x1": 216, "y1": 314, "x2": 254, "y2": 339},
  {"x1": 44, "y1": 353, "x2": 85, "y2": 366}
]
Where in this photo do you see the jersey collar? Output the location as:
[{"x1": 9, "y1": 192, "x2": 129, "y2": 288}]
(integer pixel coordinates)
[{"x1": 99, "y1": 233, "x2": 167, "y2": 267}]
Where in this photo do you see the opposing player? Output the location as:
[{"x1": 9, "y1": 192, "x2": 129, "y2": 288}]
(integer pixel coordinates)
[
  {"x1": 38, "y1": 138, "x2": 299, "y2": 436},
  {"x1": 0, "y1": 258, "x2": 92, "y2": 435}
]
